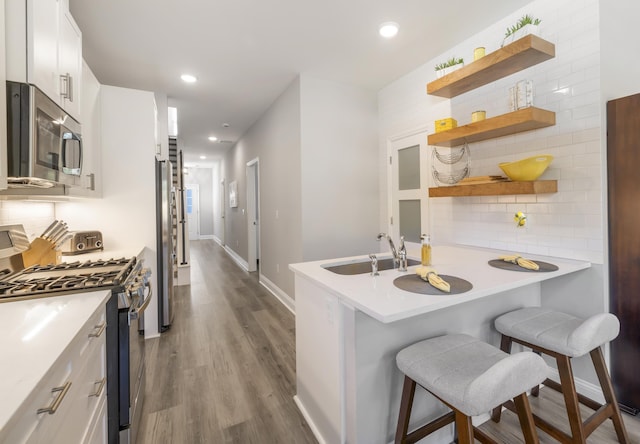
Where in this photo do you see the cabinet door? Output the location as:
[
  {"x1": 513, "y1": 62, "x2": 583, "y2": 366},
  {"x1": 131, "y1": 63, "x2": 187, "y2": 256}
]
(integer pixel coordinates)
[
  {"x1": 607, "y1": 93, "x2": 640, "y2": 412},
  {"x1": 67, "y1": 60, "x2": 101, "y2": 198},
  {"x1": 58, "y1": 8, "x2": 82, "y2": 120},
  {"x1": 28, "y1": 0, "x2": 59, "y2": 104}
]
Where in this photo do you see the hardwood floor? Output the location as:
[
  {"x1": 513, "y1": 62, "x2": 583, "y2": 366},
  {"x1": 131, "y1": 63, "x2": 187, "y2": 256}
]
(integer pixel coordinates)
[
  {"x1": 138, "y1": 239, "x2": 640, "y2": 443},
  {"x1": 137, "y1": 240, "x2": 316, "y2": 444}
]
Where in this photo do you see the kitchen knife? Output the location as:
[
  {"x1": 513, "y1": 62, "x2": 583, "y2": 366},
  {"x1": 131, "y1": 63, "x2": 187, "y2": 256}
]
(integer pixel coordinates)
[
  {"x1": 54, "y1": 233, "x2": 72, "y2": 251},
  {"x1": 47, "y1": 223, "x2": 68, "y2": 242},
  {"x1": 50, "y1": 227, "x2": 70, "y2": 245},
  {"x1": 40, "y1": 220, "x2": 59, "y2": 240}
]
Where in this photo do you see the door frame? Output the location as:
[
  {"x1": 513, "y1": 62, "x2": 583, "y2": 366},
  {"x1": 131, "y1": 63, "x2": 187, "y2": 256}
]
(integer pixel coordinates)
[
  {"x1": 387, "y1": 126, "x2": 431, "y2": 243},
  {"x1": 219, "y1": 176, "x2": 226, "y2": 246},
  {"x1": 246, "y1": 158, "x2": 260, "y2": 272}
]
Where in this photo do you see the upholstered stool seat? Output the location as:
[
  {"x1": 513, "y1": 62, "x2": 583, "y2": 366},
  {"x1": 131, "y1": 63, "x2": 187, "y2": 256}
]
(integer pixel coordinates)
[
  {"x1": 492, "y1": 307, "x2": 629, "y2": 444},
  {"x1": 495, "y1": 307, "x2": 620, "y2": 357},
  {"x1": 395, "y1": 333, "x2": 548, "y2": 444}
]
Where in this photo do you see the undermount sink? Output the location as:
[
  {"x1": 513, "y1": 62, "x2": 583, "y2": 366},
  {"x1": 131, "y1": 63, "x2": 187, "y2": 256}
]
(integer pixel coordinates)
[{"x1": 323, "y1": 258, "x2": 420, "y2": 275}]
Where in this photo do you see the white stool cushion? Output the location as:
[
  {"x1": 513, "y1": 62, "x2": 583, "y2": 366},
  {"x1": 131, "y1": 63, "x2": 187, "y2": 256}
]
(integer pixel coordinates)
[
  {"x1": 396, "y1": 334, "x2": 548, "y2": 417},
  {"x1": 495, "y1": 307, "x2": 620, "y2": 358}
]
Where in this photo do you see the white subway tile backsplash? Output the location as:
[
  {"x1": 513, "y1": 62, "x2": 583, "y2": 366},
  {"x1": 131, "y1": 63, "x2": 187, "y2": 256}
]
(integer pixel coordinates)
[
  {"x1": 0, "y1": 202, "x2": 56, "y2": 240},
  {"x1": 380, "y1": 0, "x2": 604, "y2": 263}
]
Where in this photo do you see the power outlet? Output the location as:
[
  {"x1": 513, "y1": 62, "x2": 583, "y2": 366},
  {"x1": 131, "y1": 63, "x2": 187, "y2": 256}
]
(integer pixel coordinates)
[{"x1": 276, "y1": 263, "x2": 280, "y2": 273}]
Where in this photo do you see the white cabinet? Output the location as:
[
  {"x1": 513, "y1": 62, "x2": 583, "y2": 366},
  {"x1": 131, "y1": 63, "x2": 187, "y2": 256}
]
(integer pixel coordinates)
[
  {"x1": 1, "y1": 301, "x2": 108, "y2": 444},
  {"x1": 67, "y1": 60, "x2": 102, "y2": 197},
  {"x1": 6, "y1": 0, "x2": 82, "y2": 120}
]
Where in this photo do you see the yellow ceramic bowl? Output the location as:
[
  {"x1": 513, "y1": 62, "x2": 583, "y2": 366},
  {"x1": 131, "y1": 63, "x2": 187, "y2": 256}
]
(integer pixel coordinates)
[{"x1": 499, "y1": 155, "x2": 553, "y2": 181}]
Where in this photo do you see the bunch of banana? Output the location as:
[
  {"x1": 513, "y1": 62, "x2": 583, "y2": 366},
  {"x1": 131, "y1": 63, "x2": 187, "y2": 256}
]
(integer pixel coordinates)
[
  {"x1": 416, "y1": 266, "x2": 451, "y2": 292},
  {"x1": 499, "y1": 255, "x2": 539, "y2": 271}
]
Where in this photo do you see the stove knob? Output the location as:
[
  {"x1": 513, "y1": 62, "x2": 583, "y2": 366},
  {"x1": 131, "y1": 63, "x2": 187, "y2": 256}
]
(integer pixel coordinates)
[{"x1": 76, "y1": 242, "x2": 85, "y2": 250}]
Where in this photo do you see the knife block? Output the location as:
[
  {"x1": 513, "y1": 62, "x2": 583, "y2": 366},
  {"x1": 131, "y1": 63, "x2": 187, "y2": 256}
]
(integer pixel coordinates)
[{"x1": 21, "y1": 238, "x2": 61, "y2": 267}]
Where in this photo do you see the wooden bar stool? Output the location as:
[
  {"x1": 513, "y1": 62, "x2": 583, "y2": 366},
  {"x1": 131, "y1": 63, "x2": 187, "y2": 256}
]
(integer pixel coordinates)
[
  {"x1": 492, "y1": 307, "x2": 629, "y2": 443},
  {"x1": 395, "y1": 333, "x2": 549, "y2": 444}
]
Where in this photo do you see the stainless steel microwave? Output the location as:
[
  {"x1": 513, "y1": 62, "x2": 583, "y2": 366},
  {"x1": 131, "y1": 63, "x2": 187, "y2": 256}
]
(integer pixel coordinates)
[{"x1": 6, "y1": 81, "x2": 82, "y2": 187}]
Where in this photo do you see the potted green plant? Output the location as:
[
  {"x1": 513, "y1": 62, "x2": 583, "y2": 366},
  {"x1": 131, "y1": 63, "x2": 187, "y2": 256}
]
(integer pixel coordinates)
[
  {"x1": 502, "y1": 14, "x2": 541, "y2": 46},
  {"x1": 434, "y1": 57, "x2": 464, "y2": 78}
]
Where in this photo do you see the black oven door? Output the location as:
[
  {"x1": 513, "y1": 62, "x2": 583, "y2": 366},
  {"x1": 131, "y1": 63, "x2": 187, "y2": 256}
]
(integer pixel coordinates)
[{"x1": 120, "y1": 282, "x2": 151, "y2": 443}]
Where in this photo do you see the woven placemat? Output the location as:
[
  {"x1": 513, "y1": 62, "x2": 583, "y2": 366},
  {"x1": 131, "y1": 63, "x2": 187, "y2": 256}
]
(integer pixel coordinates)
[
  {"x1": 488, "y1": 259, "x2": 559, "y2": 272},
  {"x1": 393, "y1": 274, "x2": 473, "y2": 295}
]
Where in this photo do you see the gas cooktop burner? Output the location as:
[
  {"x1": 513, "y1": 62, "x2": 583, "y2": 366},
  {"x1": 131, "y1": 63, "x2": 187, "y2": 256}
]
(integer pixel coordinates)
[{"x1": 0, "y1": 257, "x2": 138, "y2": 301}]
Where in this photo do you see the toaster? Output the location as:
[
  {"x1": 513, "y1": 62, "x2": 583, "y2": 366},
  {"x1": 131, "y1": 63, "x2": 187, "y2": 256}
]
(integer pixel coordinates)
[{"x1": 61, "y1": 230, "x2": 104, "y2": 255}]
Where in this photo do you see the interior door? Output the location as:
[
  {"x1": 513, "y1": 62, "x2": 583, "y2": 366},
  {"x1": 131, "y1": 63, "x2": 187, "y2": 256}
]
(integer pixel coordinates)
[
  {"x1": 389, "y1": 131, "x2": 430, "y2": 245},
  {"x1": 185, "y1": 184, "x2": 199, "y2": 240},
  {"x1": 607, "y1": 92, "x2": 640, "y2": 413}
]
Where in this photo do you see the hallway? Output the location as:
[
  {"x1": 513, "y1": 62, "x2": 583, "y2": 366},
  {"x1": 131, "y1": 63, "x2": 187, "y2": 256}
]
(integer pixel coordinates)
[{"x1": 137, "y1": 240, "x2": 316, "y2": 443}]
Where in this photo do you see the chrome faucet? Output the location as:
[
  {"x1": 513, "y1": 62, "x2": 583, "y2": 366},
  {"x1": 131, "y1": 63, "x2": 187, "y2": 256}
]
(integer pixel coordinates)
[
  {"x1": 377, "y1": 233, "x2": 407, "y2": 271},
  {"x1": 398, "y1": 236, "x2": 407, "y2": 272}
]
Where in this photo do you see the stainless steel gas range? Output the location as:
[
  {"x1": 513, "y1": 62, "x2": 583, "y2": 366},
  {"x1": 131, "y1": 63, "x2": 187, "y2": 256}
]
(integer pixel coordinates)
[{"x1": 0, "y1": 256, "x2": 151, "y2": 444}]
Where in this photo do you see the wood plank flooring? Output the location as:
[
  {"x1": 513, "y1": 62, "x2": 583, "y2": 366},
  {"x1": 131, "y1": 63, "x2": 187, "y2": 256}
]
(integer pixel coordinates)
[
  {"x1": 137, "y1": 240, "x2": 316, "y2": 444},
  {"x1": 138, "y1": 239, "x2": 640, "y2": 443}
]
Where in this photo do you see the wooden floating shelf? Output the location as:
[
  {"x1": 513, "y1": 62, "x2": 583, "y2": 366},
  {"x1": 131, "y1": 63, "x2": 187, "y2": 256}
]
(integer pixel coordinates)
[
  {"x1": 427, "y1": 34, "x2": 555, "y2": 98},
  {"x1": 427, "y1": 107, "x2": 555, "y2": 147},
  {"x1": 429, "y1": 180, "x2": 557, "y2": 197}
]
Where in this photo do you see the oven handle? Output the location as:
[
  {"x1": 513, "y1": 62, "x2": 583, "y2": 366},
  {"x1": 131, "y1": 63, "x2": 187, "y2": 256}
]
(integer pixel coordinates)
[{"x1": 129, "y1": 282, "x2": 152, "y2": 321}]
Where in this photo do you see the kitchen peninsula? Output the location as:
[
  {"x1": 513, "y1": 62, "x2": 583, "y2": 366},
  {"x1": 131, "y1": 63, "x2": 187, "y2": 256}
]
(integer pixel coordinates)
[{"x1": 290, "y1": 244, "x2": 591, "y2": 444}]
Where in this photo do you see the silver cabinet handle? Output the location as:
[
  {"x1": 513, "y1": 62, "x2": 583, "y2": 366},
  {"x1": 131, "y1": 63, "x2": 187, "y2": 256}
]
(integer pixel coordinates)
[
  {"x1": 86, "y1": 173, "x2": 95, "y2": 191},
  {"x1": 37, "y1": 381, "x2": 72, "y2": 414},
  {"x1": 59, "y1": 73, "x2": 73, "y2": 102},
  {"x1": 89, "y1": 377, "x2": 106, "y2": 398},
  {"x1": 88, "y1": 322, "x2": 106, "y2": 338}
]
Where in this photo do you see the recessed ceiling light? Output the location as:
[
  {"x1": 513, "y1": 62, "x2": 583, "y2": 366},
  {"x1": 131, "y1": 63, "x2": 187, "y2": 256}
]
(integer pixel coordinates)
[
  {"x1": 181, "y1": 74, "x2": 197, "y2": 83},
  {"x1": 208, "y1": 136, "x2": 218, "y2": 142},
  {"x1": 200, "y1": 155, "x2": 207, "y2": 160},
  {"x1": 379, "y1": 22, "x2": 399, "y2": 38},
  {"x1": 222, "y1": 123, "x2": 230, "y2": 128}
]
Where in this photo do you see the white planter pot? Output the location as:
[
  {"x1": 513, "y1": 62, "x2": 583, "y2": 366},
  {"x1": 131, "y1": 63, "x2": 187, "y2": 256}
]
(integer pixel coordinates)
[
  {"x1": 435, "y1": 62, "x2": 464, "y2": 78},
  {"x1": 502, "y1": 24, "x2": 539, "y2": 47}
]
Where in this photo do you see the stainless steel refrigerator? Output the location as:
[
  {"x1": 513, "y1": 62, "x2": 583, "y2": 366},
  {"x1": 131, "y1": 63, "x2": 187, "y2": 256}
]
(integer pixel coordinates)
[{"x1": 156, "y1": 159, "x2": 175, "y2": 332}]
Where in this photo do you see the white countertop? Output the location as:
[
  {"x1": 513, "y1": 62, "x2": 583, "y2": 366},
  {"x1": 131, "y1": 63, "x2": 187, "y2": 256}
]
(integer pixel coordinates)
[
  {"x1": 289, "y1": 244, "x2": 591, "y2": 323},
  {"x1": 0, "y1": 290, "x2": 111, "y2": 432}
]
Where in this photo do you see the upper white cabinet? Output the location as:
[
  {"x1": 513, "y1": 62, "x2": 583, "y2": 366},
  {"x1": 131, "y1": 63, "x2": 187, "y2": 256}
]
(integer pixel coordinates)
[
  {"x1": 6, "y1": 0, "x2": 83, "y2": 120},
  {"x1": 67, "y1": 60, "x2": 102, "y2": 197}
]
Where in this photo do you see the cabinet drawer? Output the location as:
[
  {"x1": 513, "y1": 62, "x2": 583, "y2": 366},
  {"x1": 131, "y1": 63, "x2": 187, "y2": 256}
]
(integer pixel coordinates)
[
  {"x1": 83, "y1": 394, "x2": 107, "y2": 444},
  {"x1": 47, "y1": 335, "x2": 106, "y2": 444},
  {"x1": 2, "y1": 304, "x2": 106, "y2": 444}
]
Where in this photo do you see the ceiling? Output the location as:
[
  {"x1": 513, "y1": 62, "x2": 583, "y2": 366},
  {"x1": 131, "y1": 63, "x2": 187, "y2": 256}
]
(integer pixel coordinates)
[{"x1": 69, "y1": 0, "x2": 532, "y2": 167}]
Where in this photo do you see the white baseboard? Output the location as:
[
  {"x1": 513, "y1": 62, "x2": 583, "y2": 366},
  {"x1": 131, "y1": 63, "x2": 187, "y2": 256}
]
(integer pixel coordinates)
[
  {"x1": 260, "y1": 274, "x2": 295, "y2": 315},
  {"x1": 213, "y1": 235, "x2": 223, "y2": 246},
  {"x1": 198, "y1": 234, "x2": 214, "y2": 240},
  {"x1": 294, "y1": 395, "x2": 327, "y2": 444},
  {"x1": 224, "y1": 246, "x2": 248, "y2": 271}
]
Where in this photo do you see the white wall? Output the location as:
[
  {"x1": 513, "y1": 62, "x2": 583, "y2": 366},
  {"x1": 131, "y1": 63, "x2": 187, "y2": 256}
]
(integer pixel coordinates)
[
  {"x1": 224, "y1": 78, "x2": 302, "y2": 298},
  {"x1": 57, "y1": 85, "x2": 159, "y2": 337},
  {"x1": 300, "y1": 76, "x2": 379, "y2": 261},
  {"x1": 380, "y1": 0, "x2": 603, "y2": 264}
]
